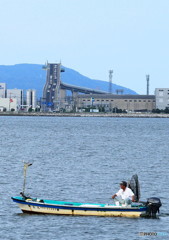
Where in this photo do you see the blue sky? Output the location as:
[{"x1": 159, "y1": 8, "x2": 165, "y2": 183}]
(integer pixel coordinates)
[{"x1": 0, "y1": 0, "x2": 169, "y2": 94}]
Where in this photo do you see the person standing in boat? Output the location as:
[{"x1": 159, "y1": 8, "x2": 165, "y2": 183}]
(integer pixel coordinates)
[{"x1": 112, "y1": 181, "x2": 135, "y2": 205}]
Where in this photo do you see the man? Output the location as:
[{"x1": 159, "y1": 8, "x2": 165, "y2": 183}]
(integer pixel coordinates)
[{"x1": 112, "y1": 181, "x2": 135, "y2": 205}]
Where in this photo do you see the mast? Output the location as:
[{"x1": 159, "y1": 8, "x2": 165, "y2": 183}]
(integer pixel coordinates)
[{"x1": 22, "y1": 162, "x2": 32, "y2": 195}]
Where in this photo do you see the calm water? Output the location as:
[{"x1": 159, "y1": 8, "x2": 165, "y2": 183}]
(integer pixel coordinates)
[{"x1": 0, "y1": 116, "x2": 169, "y2": 240}]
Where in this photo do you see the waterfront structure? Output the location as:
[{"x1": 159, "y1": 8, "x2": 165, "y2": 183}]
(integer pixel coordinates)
[
  {"x1": 77, "y1": 94, "x2": 155, "y2": 112},
  {"x1": 0, "y1": 83, "x2": 38, "y2": 112},
  {"x1": 0, "y1": 83, "x2": 6, "y2": 98},
  {"x1": 43, "y1": 63, "x2": 65, "y2": 111},
  {"x1": 7, "y1": 88, "x2": 23, "y2": 108},
  {"x1": 0, "y1": 84, "x2": 23, "y2": 111},
  {"x1": 42, "y1": 63, "x2": 107, "y2": 111},
  {"x1": 155, "y1": 88, "x2": 169, "y2": 110},
  {"x1": 0, "y1": 97, "x2": 17, "y2": 111},
  {"x1": 26, "y1": 89, "x2": 37, "y2": 110}
]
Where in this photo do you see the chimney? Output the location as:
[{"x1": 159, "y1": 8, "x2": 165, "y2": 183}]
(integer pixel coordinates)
[{"x1": 146, "y1": 75, "x2": 149, "y2": 95}]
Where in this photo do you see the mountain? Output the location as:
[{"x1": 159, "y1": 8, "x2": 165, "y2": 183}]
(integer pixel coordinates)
[{"x1": 0, "y1": 64, "x2": 137, "y2": 97}]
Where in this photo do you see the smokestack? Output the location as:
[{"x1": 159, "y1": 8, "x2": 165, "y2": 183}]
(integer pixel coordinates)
[
  {"x1": 109, "y1": 70, "x2": 113, "y2": 94},
  {"x1": 146, "y1": 75, "x2": 149, "y2": 95}
]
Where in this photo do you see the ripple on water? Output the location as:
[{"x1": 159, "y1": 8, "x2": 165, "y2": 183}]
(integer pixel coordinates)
[{"x1": 0, "y1": 117, "x2": 169, "y2": 240}]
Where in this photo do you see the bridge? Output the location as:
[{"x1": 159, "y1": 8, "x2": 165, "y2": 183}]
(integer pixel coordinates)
[
  {"x1": 60, "y1": 82, "x2": 107, "y2": 94},
  {"x1": 42, "y1": 63, "x2": 108, "y2": 110}
]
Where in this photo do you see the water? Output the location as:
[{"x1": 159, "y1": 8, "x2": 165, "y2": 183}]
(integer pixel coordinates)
[{"x1": 0, "y1": 116, "x2": 169, "y2": 240}]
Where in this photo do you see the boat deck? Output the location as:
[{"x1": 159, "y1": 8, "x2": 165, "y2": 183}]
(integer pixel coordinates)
[{"x1": 12, "y1": 196, "x2": 145, "y2": 209}]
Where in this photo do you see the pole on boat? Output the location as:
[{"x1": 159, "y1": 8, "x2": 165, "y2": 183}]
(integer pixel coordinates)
[{"x1": 22, "y1": 162, "x2": 32, "y2": 195}]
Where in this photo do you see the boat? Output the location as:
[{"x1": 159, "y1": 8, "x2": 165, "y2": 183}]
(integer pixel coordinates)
[
  {"x1": 11, "y1": 163, "x2": 162, "y2": 218},
  {"x1": 11, "y1": 195, "x2": 148, "y2": 218}
]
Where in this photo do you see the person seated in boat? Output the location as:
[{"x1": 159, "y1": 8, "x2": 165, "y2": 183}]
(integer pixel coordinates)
[{"x1": 112, "y1": 181, "x2": 135, "y2": 205}]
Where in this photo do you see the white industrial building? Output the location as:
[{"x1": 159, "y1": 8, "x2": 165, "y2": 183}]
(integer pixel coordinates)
[
  {"x1": 26, "y1": 89, "x2": 37, "y2": 110},
  {"x1": 155, "y1": 88, "x2": 169, "y2": 110},
  {"x1": 0, "y1": 84, "x2": 24, "y2": 111},
  {"x1": 0, "y1": 83, "x2": 38, "y2": 112},
  {"x1": 7, "y1": 88, "x2": 23, "y2": 108},
  {"x1": 0, "y1": 98, "x2": 17, "y2": 111},
  {"x1": 0, "y1": 83, "x2": 7, "y2": 98}
]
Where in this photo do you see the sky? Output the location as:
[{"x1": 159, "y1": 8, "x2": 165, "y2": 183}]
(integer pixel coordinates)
[{"x1": 0, "y1": 0, "x2": 169, "y2": 94}]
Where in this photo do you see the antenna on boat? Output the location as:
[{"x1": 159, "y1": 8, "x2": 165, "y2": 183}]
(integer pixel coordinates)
[{"x1": 22, "y1": 161, "x2": 32, "y2": 195}]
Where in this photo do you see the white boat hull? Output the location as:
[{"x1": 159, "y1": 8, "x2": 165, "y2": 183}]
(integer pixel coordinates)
[{"x1": 12, "y1": 196, "x2": 147, "y2": 218}]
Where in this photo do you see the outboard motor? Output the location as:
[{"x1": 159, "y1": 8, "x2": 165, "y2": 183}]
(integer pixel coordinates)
[{"x1": 146, "y1": 197, "x2": 162, "y2": 218}]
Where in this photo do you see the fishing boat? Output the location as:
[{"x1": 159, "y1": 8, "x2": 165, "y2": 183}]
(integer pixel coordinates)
[
  {"x1": 12, "y1": 195, "x2": 148, "y2": 218},
  {"x1": 11, "y1": 163, "x2": 162, "y2": 218}
]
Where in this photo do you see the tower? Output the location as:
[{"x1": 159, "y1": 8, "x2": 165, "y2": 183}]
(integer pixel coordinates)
[
  {"x1": 26, "y1": 89, "x2": 37, "y2": 110},
  {"x1": 109, "y1": 70, "x2": 113, "y2": 94},
  {"x1": 146, "y1": 75, "x2": 150, "y2": 95}
]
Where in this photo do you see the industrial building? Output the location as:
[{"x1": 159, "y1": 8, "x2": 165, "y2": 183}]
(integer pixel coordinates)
[
  {"x1": 26, "y1": 89, "x2": 37, "y2": 110},
  {"x1": 7, "y1": 88, "x2": 23, "y2": 107},
  {"x1": 155, "y1": 88, "x2": 169, "y2": 110},
  {"x1": 0, "y1": 83, "x2": 37, "y2": 112},
  {"x1": 0, "y1": 83, "x2": 23, "y2": 111},
  {"x1": 77, "y1": 94, "x2": 155, "y2": 112},
  {"x1": 0, "y1": 98, "x2": 17, "y2": 111}
]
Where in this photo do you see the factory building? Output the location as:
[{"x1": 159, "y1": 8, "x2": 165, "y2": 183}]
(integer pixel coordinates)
[
  {"x1": 77, "y1": 94, "x2": 155, "y2": 112},
  {"x1": 0, "y1": 84, "x2": 23, "y2": 111},
  {"x1": 0, "y1": 98, "x2": 17, "y2": 111},
  {"x1": 0, "y1": 83, "x2": 38, "y2": 112},
  {"x1": 155, "y1": 88, "x2": 169, "y2": 110},
  {"x1": 7, "y1": 89, "x2": 23, "y2": 107},
  {"x1": 26, "y1": 89, "x2": 37, "y2": 110}
]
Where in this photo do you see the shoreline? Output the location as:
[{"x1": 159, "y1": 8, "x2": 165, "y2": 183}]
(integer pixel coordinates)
[{"x1": 0, "y1": 112, "x2": 169, "y2": 118}]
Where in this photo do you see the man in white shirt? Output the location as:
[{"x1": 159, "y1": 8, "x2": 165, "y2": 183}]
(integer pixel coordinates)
[{"x1": 112, "y1": 181, "x2": 135, "y2": 205}]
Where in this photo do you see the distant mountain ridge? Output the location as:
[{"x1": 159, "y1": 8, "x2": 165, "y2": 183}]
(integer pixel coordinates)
[{"x1": 0, "y1": 64, "x2": 137, "y2": 97}]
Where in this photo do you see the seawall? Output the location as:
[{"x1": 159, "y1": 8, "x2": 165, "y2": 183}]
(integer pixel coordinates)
[{"x1": 0, "y1": 112, "x2": 169, "y2": 118}]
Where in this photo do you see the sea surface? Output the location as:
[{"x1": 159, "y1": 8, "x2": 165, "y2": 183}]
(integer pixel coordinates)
[{"x1": 0, "y1": 116, "x2": 169, "y2": 240}]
